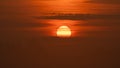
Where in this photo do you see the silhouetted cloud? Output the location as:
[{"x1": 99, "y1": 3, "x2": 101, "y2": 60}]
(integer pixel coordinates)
[
  {"x1": 34, "y1": 14, "x2": 120, "y2": 20},
  {"x1": 85, "y1": 0, "x2": 120, "y2": 4}
]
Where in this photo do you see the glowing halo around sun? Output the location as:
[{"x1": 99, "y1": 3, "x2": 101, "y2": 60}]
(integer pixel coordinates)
[{"x1": 56, "y1": 26, "x2": 72, "y2": 38}]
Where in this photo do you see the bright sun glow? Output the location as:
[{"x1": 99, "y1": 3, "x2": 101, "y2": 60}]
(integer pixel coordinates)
[{"x1": 57, "y1": 26, "x2": 72, "y2": 38}]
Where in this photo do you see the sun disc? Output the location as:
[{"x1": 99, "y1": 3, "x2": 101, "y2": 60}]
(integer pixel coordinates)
[{"x1": 57, "y1": 26, "x2": 71, "y2": 38}]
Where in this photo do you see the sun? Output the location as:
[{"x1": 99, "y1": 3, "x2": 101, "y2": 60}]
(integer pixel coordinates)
[{"x1": 57, "y1": 26, "x2": 72, "y2": 38}]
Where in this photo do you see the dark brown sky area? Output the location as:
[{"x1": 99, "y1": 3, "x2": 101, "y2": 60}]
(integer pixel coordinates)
[{"x1": 0, "y1": 0, "x2": 120, "y2": 68}]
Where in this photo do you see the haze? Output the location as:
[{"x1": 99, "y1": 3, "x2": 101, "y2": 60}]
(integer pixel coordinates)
[{"x1": 0, "y1": 0, "x2": 120, "y2": 68}]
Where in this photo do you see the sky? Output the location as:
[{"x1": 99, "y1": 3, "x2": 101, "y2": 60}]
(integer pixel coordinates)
[
  {"x1": 0, "y1": 0, "x2": 120, "y2": 29},
  {"x1": 0, "y1": 0, "x2": 120, "y2": 68}
]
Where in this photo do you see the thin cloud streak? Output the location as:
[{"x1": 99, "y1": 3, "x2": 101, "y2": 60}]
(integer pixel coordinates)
[
  {"x1": 34, "y1": 14, "x2": 120, "y2": 20},
  {"x1": 85, "y1": 0, "x2": 120, "y2": 4}
]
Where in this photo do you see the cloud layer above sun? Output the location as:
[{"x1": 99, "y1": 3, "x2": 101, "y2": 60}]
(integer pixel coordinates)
[{"x1": 85, "y1": 0, "x2": 120, "y2": 4}]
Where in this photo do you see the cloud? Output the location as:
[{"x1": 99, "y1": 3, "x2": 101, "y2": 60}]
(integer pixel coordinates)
[
  {"x1": 0, "y1": 16, "x2": 52, "y2": 29},
  {"x1": 34, "y1": 14, "x2": 120, "y2": 20},
  {"x1": 85, "y1": 0, "x2": 120, "y2": 4}
]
